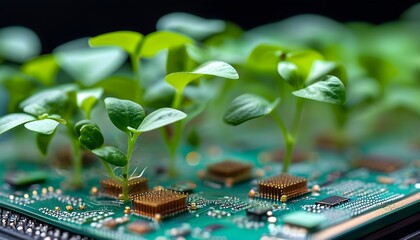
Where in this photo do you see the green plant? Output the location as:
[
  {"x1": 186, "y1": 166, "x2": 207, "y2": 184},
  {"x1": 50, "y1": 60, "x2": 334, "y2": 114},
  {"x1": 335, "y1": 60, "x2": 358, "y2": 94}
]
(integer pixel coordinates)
[
  {"x1": 89, "y1": 30, "x2": 193, "y2": 103},
  {"x1": 76, "y1": 97, "x2": 186, "y2": 202},
  {"x1": 163, "y1": 60, "x2": 238, "y2": 177},
  {"x1": 224, "y1": 55, "x2": 346, "y2": 173},
  {"x1": 0, "y1": 87, "x2": 103, "y2": 187}
]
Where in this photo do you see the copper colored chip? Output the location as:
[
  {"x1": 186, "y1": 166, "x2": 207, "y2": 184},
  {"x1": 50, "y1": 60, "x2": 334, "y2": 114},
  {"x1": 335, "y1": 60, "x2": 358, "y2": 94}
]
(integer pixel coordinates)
[
  {"x1": 133, "y1": 189, "x2": 187, "y2": 219},
  {"x1": 206, "y1": 160, "x2": 252, "y2": 186},
  {"x1": 258, "y1": 174, "x2": 308, "y2": 200},
  {"x1": 355, "y1": 156, "x2": 403, "y2": 173},
  {"x1": 100, "y1": 177, "x2": 148, "y2": 199}
]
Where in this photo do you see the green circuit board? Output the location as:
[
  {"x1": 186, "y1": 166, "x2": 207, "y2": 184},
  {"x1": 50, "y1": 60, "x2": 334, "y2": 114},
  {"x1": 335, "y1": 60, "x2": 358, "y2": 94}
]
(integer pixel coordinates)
[{"x1": 0, "y1": 130, "x2": 419, "y2": 240}]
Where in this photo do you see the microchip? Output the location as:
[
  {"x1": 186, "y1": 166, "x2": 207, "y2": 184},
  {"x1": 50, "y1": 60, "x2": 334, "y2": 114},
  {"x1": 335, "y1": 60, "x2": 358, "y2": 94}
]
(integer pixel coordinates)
[
  {"x1": 355, "y1": 156, "x2": 403, "y2": 173},
  {"x1": 258, "y1": 174, "x2": 308, "y2": 200},
  {"x1": 100, "y1": 177, "x2": 148, "y2": 199},
  {"x1": 282, "y1": 211, "x2": 326, "y2": 230},
  {"x1": 316, "y1": 196, "x2": 349, "y2": 207},
  {"x1": 167, "y1": 181, "x2": 196, "y2": 194},
  {"x1": 206, "y1": 160, "x2": 252, "y2": 187},
  {"x1": 246, "y1": 207, "x2": 271, "y2": 221},
  {"x1": 132, "y1": 189, "x2": 187, "y2": 219},
  {"x1": 4, "y1": 171, "x2": 48, "y2": 188}
]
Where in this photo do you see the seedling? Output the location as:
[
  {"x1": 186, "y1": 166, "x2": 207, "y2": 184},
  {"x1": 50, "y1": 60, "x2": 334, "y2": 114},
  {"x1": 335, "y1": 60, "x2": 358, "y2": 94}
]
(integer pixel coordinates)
[
  {"x1": 89, "y1": 30, "x2": 193, "y2": 102},
  {"x1": 163, "y1": 60, "x2": 239, "y2": 177},
  {"x1": 76, "y1": 97, "x2": 186, "y2": 202},
  {"x1": 224, "y1": 52, "x2": 346, "y2": 173},
  {"x1": 0, "y1": 87, "x2": 103, "y2": 188}
]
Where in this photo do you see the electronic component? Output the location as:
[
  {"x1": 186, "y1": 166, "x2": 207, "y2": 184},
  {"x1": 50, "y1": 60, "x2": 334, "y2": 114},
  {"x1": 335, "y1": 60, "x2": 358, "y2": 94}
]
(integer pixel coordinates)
[
  {"x1": 167, "y1": 181, "x2": 196, "y2": 193},
  {"x1": 100, "y1": 177, "x2": 148, "y2": 199},
  {"x1": 246, "y1": 207, "x2": 271, "y2": 221},
  {"x1": 0, "y1": 206, "x2": 89, "y2": 239},
  {"x1": 258, "y1": 174, "x2": 308, "y2": 200},
  {"x1": 102, "y1": 217, "x2": 129, "y2": 229},
  {"x1": 206, "y1": 160, "x2": 252, "y2": 187},
  {"x1": 132, "y1": 189, "x2": 187, "y2": 219},
  {"x1": 282, "y1": 211, "x2": 326, "y2": 230},
  {"x1": 4, "y1": 171, "x2": 48, "y2": 188},
  {"x1": 355, "y1": 156, "x2": 403, "y2": 173},
  {"x1": 127, "y1": 220, "x2": 154, "y2": 234},
  {"x1": 203, "y1": 224, "x2": 224, "y2": 232},
  {"x1": 316, "y1": 196, "x2": 349, "y2": 207}
]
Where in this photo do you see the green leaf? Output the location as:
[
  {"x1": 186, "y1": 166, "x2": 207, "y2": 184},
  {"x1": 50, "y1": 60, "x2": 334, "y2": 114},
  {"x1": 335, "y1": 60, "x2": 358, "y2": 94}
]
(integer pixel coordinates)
[
  {"x1": 156, "y1": 12, "x2": 226, "y2": 40},
  {"x1": 0, "y1": 26, "x2": 41, "y2": 63},
  {"x1": 165, "y1": 61, "x2": 239, "y2": 94},
  {"x1": 247, "y1": 44, "x2": 286, "y2": 72},
  {"x1": 0, "y1": 113, "x2": 36, "y2": 135},
  {"x1": 24, "y1": 119, "x2": 60, "y2": 135},
  {"x1": 140, "y1": 31, "x2": 193, "y2": 58},
  {"x1": 79, "y1": 125, "x2": 104, "y2": 150},
  {"x1": 277, "y1": 61, "x2": 302, "y2": 88},
  {"x1": 94, "y1": 76, "x2": 141, "y2": 102},
  {"x1": 132, "y1": 108, "x2": 187, "y2": 133},
  {"x1": 20, "y1": 89, "x2": 67, "y2": 116},
  {"x1": 75, "y1": 119, "x2": 97, "y2": 137},
  {"x1": 223, "y1": 94, "x2": 280, "y2": 126},
  {"x1": 77, "y1": 88, "x2": 103, "y2": 116},
  {"x1": 89, "y1": 31, "x2": 143, "y2": 57},
  {"x1": 306, "y1": 60, "x2": 338, "y2": 84},
  {"x1": 36, "y1": 132, "x2": 55, "y2": 156},
  {"x1": 21, "y1": 54, "x2": 58, "y2": 86},
  {"x1": 92, "y1": 146, "x2": 127, "y2": 167},
  {"x1": 55, "y1": 47, "x2": 126, "y2": 85},
  {"x1": 287, "y1": 50, "x2": 324, "y2": 81},
  {"x1": 104, "y1": 97, "x2": 145, "y2": 133},
  {"x1": 292, "y1": 75, "x2": 346, "y2": 105}
]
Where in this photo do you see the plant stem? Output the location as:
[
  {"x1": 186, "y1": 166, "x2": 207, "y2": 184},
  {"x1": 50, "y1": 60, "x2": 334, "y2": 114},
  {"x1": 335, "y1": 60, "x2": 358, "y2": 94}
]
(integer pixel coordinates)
[
  {"x1": 272, "y1": 98, "x2": 304, "y2": 173},
  {"x1": 130, "y1": 54, "x2": 143, "y2": 102},
  {"x1": 291, "y1": 98, "x2": 303, "y2": 136},
  {"x1": 66, "y1": 124, "x2": 82, "y2": 188},
  {"x1": 169, "y1": 121, "x2": 183, "y2": 177},
  {"x1": 121, "y1": 132, "x2": 140, "y2": 202},
  {"x1": 172, "y1": 92, "x2": 182, "y2": 109}
]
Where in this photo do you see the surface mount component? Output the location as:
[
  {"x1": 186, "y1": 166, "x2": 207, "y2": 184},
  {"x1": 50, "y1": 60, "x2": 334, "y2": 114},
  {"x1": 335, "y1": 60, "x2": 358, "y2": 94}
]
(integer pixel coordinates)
[
  {"x1": 355, "y1": 156, "x2": 403, "y2": 172},
  {"x1": 132, "y1": 189, "x2": 187, "y2": 219},
  {"x1": 258, "y1": 174, "x2": 308, "y2": 200},
  {"x1": 316, "y1": 196, "x2": 349, "y2": 207},
  {"x1": 100, "y1": 177, "x2": 148, "y2": 199},
  {"x1": 4, "y1": 171, "x2": 48, "y2": 188},
  {"x1": 246, "y1": 207, "x2": 272, "y2": 221},
  {"x1": 206, "y1": 160, "x2": 252, "y2": 187}
]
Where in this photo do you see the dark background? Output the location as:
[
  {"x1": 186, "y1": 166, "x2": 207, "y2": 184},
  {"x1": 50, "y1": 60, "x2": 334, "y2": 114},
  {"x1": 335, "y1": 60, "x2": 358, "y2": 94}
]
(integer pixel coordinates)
[{"x1": 0, "y1": 0, "x2": 418, "y2": 53}]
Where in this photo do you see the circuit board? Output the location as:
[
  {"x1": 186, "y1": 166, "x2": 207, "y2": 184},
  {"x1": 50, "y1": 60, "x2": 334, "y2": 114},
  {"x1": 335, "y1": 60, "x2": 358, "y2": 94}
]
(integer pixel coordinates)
[{"x1": 0, "y1": 131, "x2": 419, "y2": 240}]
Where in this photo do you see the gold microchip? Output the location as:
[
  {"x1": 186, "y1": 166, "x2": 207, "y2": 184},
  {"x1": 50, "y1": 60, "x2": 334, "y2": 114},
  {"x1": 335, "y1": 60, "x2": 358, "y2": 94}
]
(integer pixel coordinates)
[
  {"x1": 258, "y1": 174, "x2": 308, "y2": 200},
  {"x1": 100, "y1": 177, "x2": 148, "y2": 199},
  {"x1": 132, "y1": 189, "x2": 187, "y2": 219},
  {"x1": 206, "y1": 160, "x2": 252, "y2": 187},
  {"x1": 355, "y1": 156, "x2": 403, "y2": 173}
]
